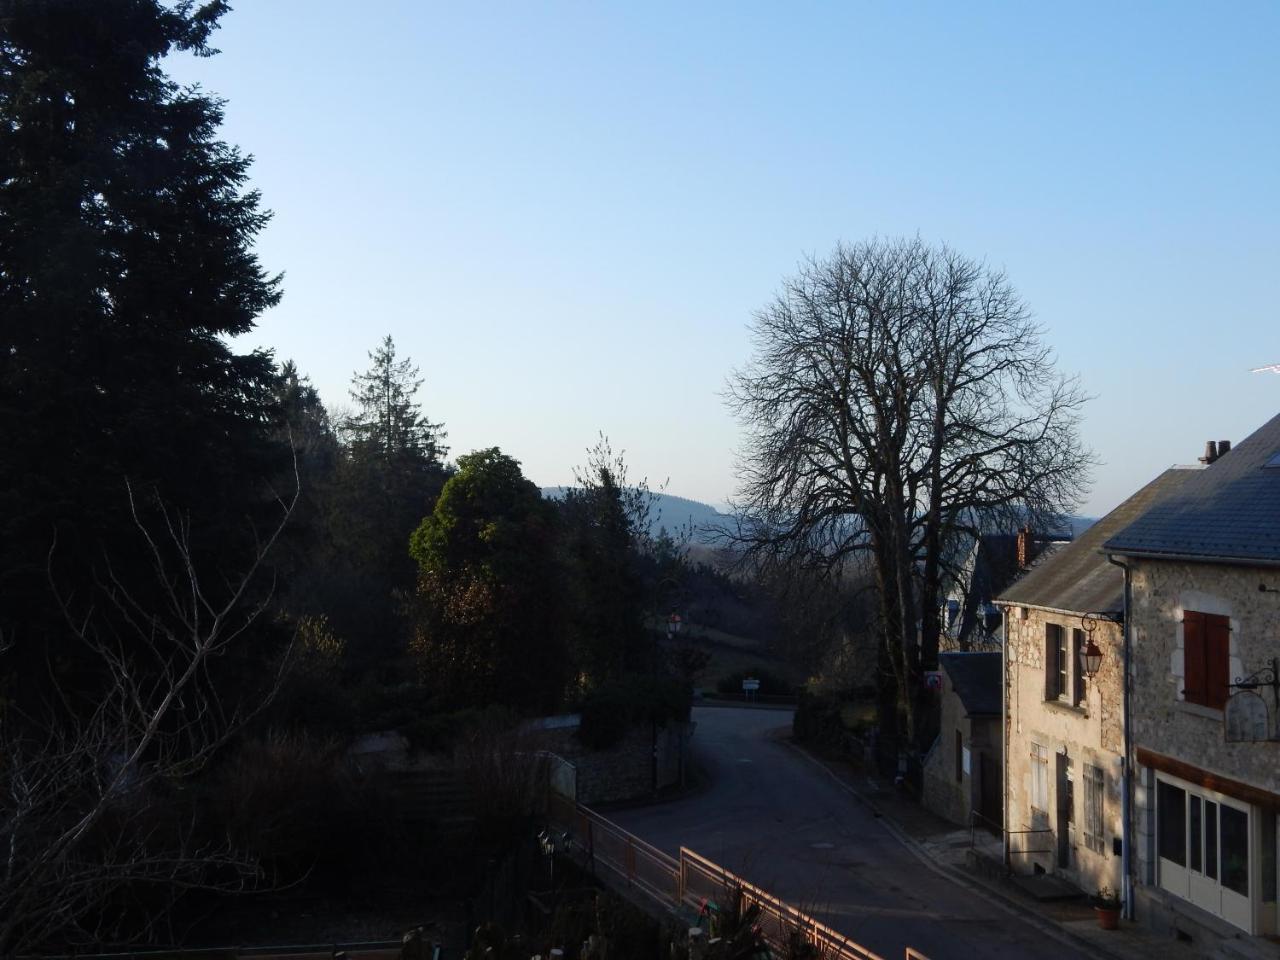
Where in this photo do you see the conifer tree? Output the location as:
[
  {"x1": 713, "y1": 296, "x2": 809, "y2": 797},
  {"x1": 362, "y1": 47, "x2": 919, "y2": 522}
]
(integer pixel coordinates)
[
  {"x1": 0, "y1": 0, "x2": 285, "y2": 688},
  {"x1": 344, "y1": 335, "x2": 447, "y2": 468}
]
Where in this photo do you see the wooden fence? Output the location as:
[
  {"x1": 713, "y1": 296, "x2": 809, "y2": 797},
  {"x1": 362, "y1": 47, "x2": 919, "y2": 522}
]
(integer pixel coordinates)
[{"x1": 548, "y1": 795, "x2": 927, "y2": 960}]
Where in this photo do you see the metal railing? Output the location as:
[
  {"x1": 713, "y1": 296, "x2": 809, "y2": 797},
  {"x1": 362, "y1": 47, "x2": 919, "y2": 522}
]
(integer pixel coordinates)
[{"x1": 548, "y1": 797, "x2": 922, "y2": 960}]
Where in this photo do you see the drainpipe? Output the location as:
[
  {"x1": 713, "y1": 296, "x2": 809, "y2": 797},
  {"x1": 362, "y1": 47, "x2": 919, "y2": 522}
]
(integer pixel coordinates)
[
  {"x1": 1108, "y1": 554, "x2": 1135, "y2": 921},
  {"x1": 1002, "y1": 606, "x2": 1010, "y2": 870}
]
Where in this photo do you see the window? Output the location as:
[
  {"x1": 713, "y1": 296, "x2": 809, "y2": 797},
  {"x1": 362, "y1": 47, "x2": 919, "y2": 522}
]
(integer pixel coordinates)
[
  {"x1": 955, "y1": 729, "x2": 963, "y2": 783},
  {"x1": 1084, "y1": 764, "x2": 1105, "y2": 854},
  {"x1": 1205, "y1": 801, "x2": 1218, "y2": 880},
  {"x1": 1158, "y1": 776, "x2": 1253, "y2": 929},
  {"x1": 1221, "y1": 805, "x2": 1249, "y2": 897},
  {"x1": 1045, "y1": 623, "x2": 1068, "y2": 700},
  {"x1": 1030, "y1": 742, "x2": 1048, "y2": 816},
  {"x1": 1158, "y1": 780, "x2": 1187, "y2": 867},
  {"x1": 1190, "y1": 796, "x2": 1202, "y2": 872},
  {"x1": 1183, "y1": 611, "x2": 1230, "y2": 709}
]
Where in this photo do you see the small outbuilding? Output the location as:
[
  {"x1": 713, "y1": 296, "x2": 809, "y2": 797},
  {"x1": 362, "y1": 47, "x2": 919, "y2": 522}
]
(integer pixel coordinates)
[{"x1": 922, "y1": 651, "x2": 1003, "y2": 830}]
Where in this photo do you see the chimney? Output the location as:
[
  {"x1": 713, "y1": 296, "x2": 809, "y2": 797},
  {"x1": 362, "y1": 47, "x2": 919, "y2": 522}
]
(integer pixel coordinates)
[
  {"x1": 1017, "y1": 524, "x2": 1034, "y2": 569},
  {"x1": 1218, "y1": 439, "x2": 1231, "y2": 457},
  {"x1": 1199, "y1": 440, "x2": 1219, "y2": 465}
]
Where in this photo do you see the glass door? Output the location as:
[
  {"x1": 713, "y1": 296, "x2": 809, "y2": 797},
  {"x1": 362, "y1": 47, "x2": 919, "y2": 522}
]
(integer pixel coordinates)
[{"x1": 1158, "y1": 775, "x2": 1253, "y2": 933}]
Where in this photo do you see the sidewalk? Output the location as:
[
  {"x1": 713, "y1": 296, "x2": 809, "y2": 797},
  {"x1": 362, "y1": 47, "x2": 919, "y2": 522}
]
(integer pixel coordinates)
[{"x1": 787, "y1": 738, "x2": 1202, "y2": 960}]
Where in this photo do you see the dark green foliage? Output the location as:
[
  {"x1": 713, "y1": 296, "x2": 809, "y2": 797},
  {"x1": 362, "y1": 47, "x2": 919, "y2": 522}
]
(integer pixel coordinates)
[
  {"x1": 409, "y1": 448, "x2": 565, "y2": 713},
  {"x1": 207, "y1": 731, "x2": 412, "y2": 893},
  {"x1": 318, "y1": 337, "x2": 449, "y2": 667},
  {"x1": 558, "y1": 474, "x2": 645, "y2": 682},
  {"x1": 0, "y1": 0, "x2": 285, "y2": 700},
  {"x1": 791, "y1": 689, "x2": 848, "y2": 746},
  {"x1": 577, "y1": 674, "x2": 692, "y2": 750}
]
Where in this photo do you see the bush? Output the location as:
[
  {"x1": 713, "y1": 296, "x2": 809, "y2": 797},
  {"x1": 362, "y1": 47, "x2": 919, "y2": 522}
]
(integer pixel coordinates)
[
  {"x1": 792, "y1": 689, "x2": 846, "y2": 746},
  {"x1": 715, "y1": 667, "x2": 793, "y2": 698},
  {"x1": 578, "y1": 674, "x2": 692, "y2": 751},
  {"x1": 207, "y1": 730, "x2": 408, "y2": 890}
]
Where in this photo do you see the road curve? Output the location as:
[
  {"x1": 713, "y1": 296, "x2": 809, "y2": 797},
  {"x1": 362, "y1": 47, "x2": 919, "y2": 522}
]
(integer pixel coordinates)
[{"x1": 608, "y1": 706, "x2": 1091, "y2": 960}]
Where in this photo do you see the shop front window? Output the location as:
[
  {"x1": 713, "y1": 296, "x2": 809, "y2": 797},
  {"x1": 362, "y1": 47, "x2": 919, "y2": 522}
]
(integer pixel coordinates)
[
  {"x1": 1221, "y1": 805, "x2": 1249, "y2": 897},
  {"x1": 1158, "y1": 780, "x2": 1186, "y2": 867}
]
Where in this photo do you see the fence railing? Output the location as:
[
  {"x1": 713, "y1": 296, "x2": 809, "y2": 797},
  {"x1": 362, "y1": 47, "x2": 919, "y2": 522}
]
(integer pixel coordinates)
[
  {"x1": 966, "y1": 810, "x2": 1053, "y2": 863},
  {"x1": 548, "y1": 797, "x2": 920, "y2": 960}
]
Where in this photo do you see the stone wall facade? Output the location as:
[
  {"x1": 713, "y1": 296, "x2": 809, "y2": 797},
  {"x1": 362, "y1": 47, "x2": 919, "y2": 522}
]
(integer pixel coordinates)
[
  {"x1": 1126, "y1": 558, "x2": 1280, "y2": 939},
  {"x1": 1003, "y1": 604, "x2": 1124, "y2": 896},
  {"x1": 922, "y1": 674, "x2": 1001, "y2": 829}
]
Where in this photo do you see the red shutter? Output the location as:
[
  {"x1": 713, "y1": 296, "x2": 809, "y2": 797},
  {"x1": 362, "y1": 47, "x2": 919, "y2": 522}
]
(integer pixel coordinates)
[
  {"x1": 1205, "y1": 614, "x2": 1231, "y2": 710},
  {"x1": 1184, "y1": 611, "x2": 1206, "y2": 706}
]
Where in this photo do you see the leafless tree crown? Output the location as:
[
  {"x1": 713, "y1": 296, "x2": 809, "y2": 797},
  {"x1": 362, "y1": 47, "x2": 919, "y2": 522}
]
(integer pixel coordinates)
[{"x1": 728, "y1": 237, "x2": 1091, "y2": 746}]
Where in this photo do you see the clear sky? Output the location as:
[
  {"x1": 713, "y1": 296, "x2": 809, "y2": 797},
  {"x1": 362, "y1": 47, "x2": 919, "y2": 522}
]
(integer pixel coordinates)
[{"x1": 168, "y1": 2, "x2": 1279, "y2": 518}]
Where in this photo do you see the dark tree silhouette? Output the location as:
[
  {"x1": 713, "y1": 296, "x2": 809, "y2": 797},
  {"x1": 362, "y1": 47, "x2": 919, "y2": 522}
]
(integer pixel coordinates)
[
  {"x1": 0, "y1": 0, "x2": 285, "y2": 697},
  {"x1": 729, "y1": 238, "x2": 1090, "y2": 759}
]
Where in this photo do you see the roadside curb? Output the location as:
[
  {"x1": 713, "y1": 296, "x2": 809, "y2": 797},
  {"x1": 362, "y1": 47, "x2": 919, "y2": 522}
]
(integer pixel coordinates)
[{"x1": 783, "y1": 737, "x2": 1136, "y2": 960}]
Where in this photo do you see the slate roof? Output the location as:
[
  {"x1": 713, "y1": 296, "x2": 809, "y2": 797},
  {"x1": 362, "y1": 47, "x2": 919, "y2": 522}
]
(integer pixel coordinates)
[
  {"x1": 939, "y1": 651, "x2": 1002, "y2": 717},
  {"x1": 1105, "y1": 413, "x2": 1280, "y2": 565},
  {"x1": 998, "y1": 467, "x2": 1198, "y2": 614}
]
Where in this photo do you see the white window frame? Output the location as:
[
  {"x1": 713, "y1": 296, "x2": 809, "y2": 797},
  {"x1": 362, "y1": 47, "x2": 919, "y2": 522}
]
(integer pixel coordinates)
[{"x1": 1156, "y1": 772, "x2": 1254, "y2": 933}]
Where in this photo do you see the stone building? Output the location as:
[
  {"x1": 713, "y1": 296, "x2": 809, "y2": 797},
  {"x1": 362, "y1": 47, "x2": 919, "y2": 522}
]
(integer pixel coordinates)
[
  {"x1": 998, "y1": 468, "x2": 1194, "y2": 897},
  {"x1": 1105, "y1": 418, "x2": 1280, "y2": 947},
  {"x1": 922, "y1": 651, "x2": 1002, "y2": 829}
]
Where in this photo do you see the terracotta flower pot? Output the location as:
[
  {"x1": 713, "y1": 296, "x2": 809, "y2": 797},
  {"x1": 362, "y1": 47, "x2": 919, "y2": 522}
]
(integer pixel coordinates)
[{"x1": 1095, "y1": 905, "x2": 1121, "y2": 930}]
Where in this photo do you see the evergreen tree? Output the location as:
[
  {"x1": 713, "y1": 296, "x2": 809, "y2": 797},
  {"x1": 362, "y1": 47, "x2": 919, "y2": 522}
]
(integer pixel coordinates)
[
  {"x1": 558, "y1": 438, "x2": 653, "y2": 685},
  {"x1": 0, "y1": 0, "x2": 285, "y2": 691},
  {"x1": 343, "y1": 335, "x2": 446, "y2": 468},
  {"x1": 409, "y1": 448, "x2": 564, "y2": 712},
  {"x1": 324, "y1": 337, "x2": 448, "y2": 668}
]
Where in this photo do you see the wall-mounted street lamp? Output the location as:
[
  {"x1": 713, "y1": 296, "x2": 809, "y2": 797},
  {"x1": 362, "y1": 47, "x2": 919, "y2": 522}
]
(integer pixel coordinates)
[{"x1": 1078, "y1": 612, "x2": 1115, "y2": 681}]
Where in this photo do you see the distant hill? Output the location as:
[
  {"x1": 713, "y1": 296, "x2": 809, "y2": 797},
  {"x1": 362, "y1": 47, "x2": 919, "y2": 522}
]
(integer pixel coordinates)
[
  {"x1": 541, "y1": 488, "x2": 731, "y2": 542},
  {"x1": 541, "y1": 486, "x2": 1096, "y2": 547}
]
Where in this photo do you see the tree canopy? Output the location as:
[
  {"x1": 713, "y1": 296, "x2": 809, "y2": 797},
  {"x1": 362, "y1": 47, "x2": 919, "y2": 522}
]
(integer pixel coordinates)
[
  {"x1": 730, "y1": 237, "x2": 1090, "y2": 756},
  {"x1": 0, "y1": 0, "x2": 285, "y2": 696},
  {"x1": 409, "y1": 448, "x2": 564, "y2": 712}
]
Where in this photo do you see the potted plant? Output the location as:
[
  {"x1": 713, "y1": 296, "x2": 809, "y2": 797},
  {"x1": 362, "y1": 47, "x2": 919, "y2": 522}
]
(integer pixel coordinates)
[{"x1": 1093, "y1": 886, "x2": 1122, "y2": 930}]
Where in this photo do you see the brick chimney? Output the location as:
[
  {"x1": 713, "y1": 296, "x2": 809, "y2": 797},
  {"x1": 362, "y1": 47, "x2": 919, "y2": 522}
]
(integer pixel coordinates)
[
  {"x1": 1017, "y1": 524, "x2": 1034, "y2": 569},
  {"x1": 1199, "y1": 440, "x2": 1231, "y2": 465}
]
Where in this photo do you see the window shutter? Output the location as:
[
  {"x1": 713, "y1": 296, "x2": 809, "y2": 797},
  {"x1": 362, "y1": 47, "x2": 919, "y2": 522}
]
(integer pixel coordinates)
[
  {"x1": 1184, "y1": 611, "x2": 1206, "y2": 705},
  {"x1": 1205, "y1": 614, "x2": 1230, "y2": 710},
  {"x1": 1045, "y1": 624, "x2": 1057, "y2": 699},
  {"x1": 1072, "y1": 629, "x2": 1085, "y2": 706}
]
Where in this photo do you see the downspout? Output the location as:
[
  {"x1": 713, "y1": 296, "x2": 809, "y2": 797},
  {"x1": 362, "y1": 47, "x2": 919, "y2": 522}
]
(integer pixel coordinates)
[
  {"x1": 1002, "y1": 606, "x2": 1010, "y2": 870},
  {"x1": 1108, "y1": 553, "x2": 1135, "y2": 921}
]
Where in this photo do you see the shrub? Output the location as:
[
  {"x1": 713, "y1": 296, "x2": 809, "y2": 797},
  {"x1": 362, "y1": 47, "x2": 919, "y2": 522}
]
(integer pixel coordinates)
[
  {"x1": 792, "y1": 689, "x2": 847, "y2": 746},
  {"x1": 578, "y1": 675, "x2": 692, "y2": 751}
]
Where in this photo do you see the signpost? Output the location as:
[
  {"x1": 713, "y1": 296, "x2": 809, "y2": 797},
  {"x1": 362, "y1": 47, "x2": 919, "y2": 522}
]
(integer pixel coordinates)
[
  {"x1": 1225, "y1": 691, "x2": 1271, "y2": 742},
  {"x1": 741, "y1": 677, "x2": 760, "y2": 701},
  {"x1": 1224, "y1": 657, "x2": 1279, "y2": 742}
]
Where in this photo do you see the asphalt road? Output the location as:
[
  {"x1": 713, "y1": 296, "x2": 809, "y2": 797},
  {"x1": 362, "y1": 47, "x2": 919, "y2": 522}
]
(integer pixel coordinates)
[{"x1": 608, "y1": 706, "x2": 1092, "y2": 960}]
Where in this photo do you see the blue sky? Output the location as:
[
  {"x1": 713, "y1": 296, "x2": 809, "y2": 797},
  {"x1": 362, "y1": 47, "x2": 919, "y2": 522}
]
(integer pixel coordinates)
[{"x1": 170, "y1": 2, "x2": 1279, "y2": 517}]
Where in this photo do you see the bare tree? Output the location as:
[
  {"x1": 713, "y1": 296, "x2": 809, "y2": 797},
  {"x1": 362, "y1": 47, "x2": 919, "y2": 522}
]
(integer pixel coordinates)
[
  {"x1": 728, "y1": 238, "x2": 1090, "y2": 760},
  {"x1": 0, "y1": 479, "x2": 297, "y2": 954}
]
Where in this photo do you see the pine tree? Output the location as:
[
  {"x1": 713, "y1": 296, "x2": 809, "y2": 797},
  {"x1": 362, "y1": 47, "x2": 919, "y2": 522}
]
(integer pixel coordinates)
[
  {"x1": 325, "y1": 337, "x2": 449, "y2": 666},
  {"x1": 0, "y1": 0, "x2": 285, "y2": 691},
  {"x1": 344, "y1": 335, "x2": 447, "y2": 468}
]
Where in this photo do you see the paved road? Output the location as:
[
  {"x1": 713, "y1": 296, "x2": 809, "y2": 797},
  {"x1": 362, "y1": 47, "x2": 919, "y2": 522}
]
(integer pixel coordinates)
[{"x1": 609, "y1": 706, "x2": 1091, "y2": 960}]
